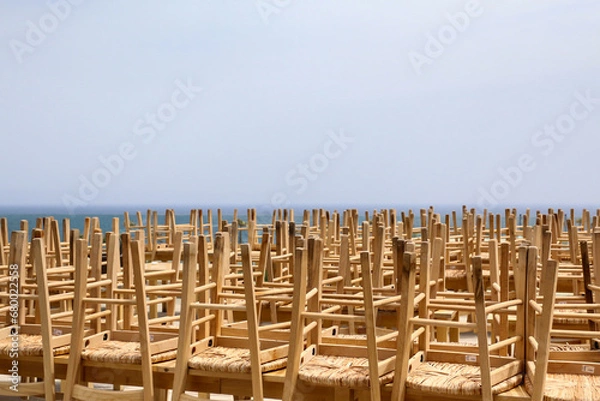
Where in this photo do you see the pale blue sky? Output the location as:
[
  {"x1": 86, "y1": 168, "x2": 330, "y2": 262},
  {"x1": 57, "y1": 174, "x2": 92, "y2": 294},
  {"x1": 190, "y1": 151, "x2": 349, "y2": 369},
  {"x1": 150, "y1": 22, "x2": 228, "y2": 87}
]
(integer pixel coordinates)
[{"x1": 1, "y1": 1, "x2": 599, "y2": 213}]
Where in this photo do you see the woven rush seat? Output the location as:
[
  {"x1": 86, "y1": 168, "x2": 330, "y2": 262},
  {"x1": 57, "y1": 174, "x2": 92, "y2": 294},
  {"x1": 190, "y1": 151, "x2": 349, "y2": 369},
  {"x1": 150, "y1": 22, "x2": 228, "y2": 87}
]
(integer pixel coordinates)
[
  {"x1": 187, "y1": 346, "x2": 287, "y2": 373},
  {"x1": 549, "y1": 343, "x2": 591, "y2": 352},
  {"x1": 0, "y1": 334, "x2": 69, "y2": 357},
  {"x1": 406, "y1": 361, "x2": 523, "y2": 396},
  {"x1": 444, "y1": 268, "x2": 468, "y2": 291},
  {"x1": 552, "y1": 310, "x2": 593, "y2": 326},
  {"x1": 445, "y1": 268, "x2": 495, "y2": 279},
  {"x1": 445, "y1": 268, "x2": 466, "y2": 280},
  {"x1": 524, "y1": 371, "x2": 600, "y2": 401},
  {"x1": 333, "y1": 333, "x2": 366, "y2": 339},
  {"x1": 297, "y1": 355, "x2": 394, "y2": 388},
  {"x1": 81, "y1": 340, "x2": 177, "y2": 364}
]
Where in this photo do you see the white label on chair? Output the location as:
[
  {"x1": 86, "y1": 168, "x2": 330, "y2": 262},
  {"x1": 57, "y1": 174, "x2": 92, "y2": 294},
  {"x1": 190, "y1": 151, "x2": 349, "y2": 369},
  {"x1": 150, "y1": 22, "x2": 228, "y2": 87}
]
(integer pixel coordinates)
[
  {"x1": 150, "y1": 335, "x2": 154, "y2": 341},
  {"x1": 53, "y1": 329, "x2": 63, "y2": 336},
  {"x1": 582, "y1": 365, "x2": 595, "y2": 374},
  {"x1": 465, "y1": 354, "x2": 477, "y2": 362}
]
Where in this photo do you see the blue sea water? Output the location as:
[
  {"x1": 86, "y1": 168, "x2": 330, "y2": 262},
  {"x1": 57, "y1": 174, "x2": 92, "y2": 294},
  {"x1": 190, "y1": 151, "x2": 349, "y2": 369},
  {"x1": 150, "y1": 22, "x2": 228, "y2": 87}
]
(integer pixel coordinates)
[{"x1": 0, "y1": 204, "x2": 595, "y2": 239}]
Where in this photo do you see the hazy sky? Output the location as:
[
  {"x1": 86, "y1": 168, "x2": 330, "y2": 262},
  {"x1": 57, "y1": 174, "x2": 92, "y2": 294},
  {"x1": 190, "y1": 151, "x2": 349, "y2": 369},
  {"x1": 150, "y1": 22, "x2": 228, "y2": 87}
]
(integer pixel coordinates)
[{"x1": 1, "y1": 1, "x2": 599, "y2": 213}]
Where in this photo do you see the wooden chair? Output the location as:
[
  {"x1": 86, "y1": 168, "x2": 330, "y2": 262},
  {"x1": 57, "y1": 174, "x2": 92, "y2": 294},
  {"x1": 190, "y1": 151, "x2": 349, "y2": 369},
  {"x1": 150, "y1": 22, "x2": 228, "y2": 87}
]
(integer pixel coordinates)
[
  {"x1": 0, "y1": 235, "x2": 81, "y2": 400},
  {"x1": 143, "y1": 230, "x2": 184, "y2": 318},
  {"x1": 42, "y1": 218, "x2": 71, "y2": 268},
  {"x1": 150, "y1": 209, "x2": 176, "y2": 261},
  {"x1": 392, "y1": 252, "x2": 525, "y2": 401},
  {"x1": 283, "y1": 241, "x2": 401, "y2": 401},
  {"x1": 169, "y1": 208, "x2": 198, "y2": 241},
  {"x1": 525, "y1": 250, "x2": 600, "y2": 401},
  {"x1": 124, "y1": 210, "x2": 146, "y2": 233},
  {"x1": 172, "y1": 234, "x2": 291, "y2": 401},
  {"x1": 63, "y1": 235, "x2": 180, "y2": 401}
]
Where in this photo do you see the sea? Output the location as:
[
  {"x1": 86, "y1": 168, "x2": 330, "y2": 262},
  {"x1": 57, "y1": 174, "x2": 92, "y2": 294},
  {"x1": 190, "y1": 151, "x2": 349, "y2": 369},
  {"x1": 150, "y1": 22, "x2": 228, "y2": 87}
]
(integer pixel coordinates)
[{"x1": 0, "y1": 204, "x2": 596, "y2": 239}]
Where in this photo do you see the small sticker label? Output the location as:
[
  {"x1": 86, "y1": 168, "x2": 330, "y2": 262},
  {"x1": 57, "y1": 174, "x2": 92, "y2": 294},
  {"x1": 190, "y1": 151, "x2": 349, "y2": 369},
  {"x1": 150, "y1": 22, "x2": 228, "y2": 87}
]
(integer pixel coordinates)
[
  {"x1": 465, "y1": 354, "x2": 477, "y2": 362},
  {"x1": 150, "y1": 335, "x2": 154, "y2": 341},
  {"x1": 53, "y1": 329, "x2": 63, "y2": 336},
  {"x1": 582, "y1": 365, "x2": 595, "y2": 374}
]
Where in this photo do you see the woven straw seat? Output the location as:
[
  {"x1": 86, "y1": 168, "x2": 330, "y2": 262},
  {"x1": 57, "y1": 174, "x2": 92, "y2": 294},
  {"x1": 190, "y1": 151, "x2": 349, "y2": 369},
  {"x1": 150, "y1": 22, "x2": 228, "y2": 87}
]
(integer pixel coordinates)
[
  {"x1": 333, "y1": 333, "x2": 366, "y2": 340},
  {"x1": 187, "y1": 346, "x2": 287, "y2": 373},
  {"x1": 81, "y1": 340, "x2": 177, "y2": 364},
  {"x1": 444, "y1": 268, "x2": 468, "y2": 291},
  {"x1": 445, "y1": 268, "x2": 466, "y2": 280},
  {"x1": 445, "y1": 267, "x2": 495, "y2": 280},
  {"x1": 431, "y1": 340, "x2": 477, "y2": 347},
  {"x1": 549, "y1": 343, "x2": 591, "y2": 352},
  {"x1": 552, "y1": 310, "x2": 590, "y2": 326},
  {"x1": 524, "y1": 371, "x2": 600, "y2": 401},
  {"x1": 0, "y1": 334, "x2": 69, "y2": 357},
  {"x1": 406, "y1": 361, "x2": 523, "y2": 396},
  {"x1": 298, "y1": 355, "x2": 394, "y2": 388}
]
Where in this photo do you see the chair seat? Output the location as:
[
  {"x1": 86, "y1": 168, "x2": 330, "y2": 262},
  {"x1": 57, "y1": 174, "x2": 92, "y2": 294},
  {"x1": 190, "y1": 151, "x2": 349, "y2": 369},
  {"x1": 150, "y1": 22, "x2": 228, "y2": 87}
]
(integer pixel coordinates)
[
  {"x1": 188, "y1": 346, "x2": 287, "y2": 373},
  {"x1": 81, "y1": 340, "x2": 177, "y2": 364},
  {"x1": 549, "y1": 343, "x2": 591, "y2": 352},
  {"x1": 334, "y1": 334, "x2": 366, "y2": 339},
  {"x1": 445, "y1": 268, "x2": 467, "y2": 280},
  {"x1": 524, "y1": 371, "x2": 600, "y2": 401},
  {"x1": 552, "y1": 310, "x2": 593, "y2": 326},
  {"x1": 0, "y1": 334, "x2": 69, "y2": 357},
  {"x1": 406, "y1": 361, "x2": 522, "y2": 396},
  {"x1": 298, "y1": 354, "x2": 394, "y2": 388}
]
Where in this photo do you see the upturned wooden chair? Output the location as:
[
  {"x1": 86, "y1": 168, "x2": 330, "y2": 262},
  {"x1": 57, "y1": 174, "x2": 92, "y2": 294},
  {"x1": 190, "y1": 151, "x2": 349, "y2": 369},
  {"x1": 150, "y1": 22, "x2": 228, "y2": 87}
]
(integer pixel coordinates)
[
  {"x1": 525, "y1": 248, "x2": 600, "y2": 401},
  {"x1": 283, "y1": 240, "x2": 402, "y2": 401},
  {"x1": 63, "y1": 235, "x2": 180, "y2": 401},
  {"x1": 172, "y1": 234, "x2": 291, "y2": 401},
  {"x1": 392, "y1": 251, "x2": 525, "y2": 401},
  {"x1": 0, "y1": 234, "x2": 83, "y2": 400},
  {"x1": 142, "y1": 230, "x2": 184, "y2": 319},
  {"x1": 169, "y1": 208, "x2": 198, "y2": 241}
]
